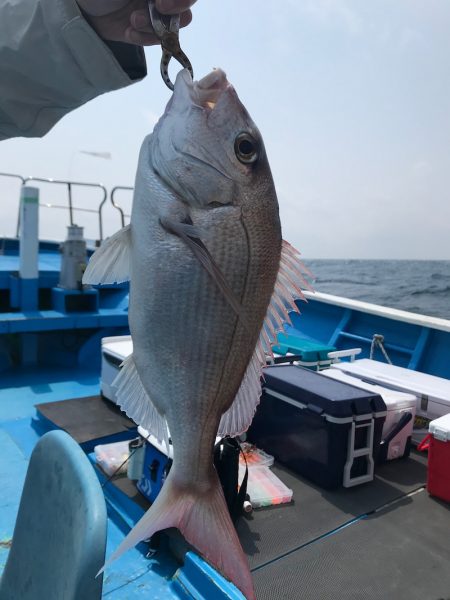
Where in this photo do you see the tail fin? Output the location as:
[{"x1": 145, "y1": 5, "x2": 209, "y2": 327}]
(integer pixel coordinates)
[{"x1": 102, "y1": 470, "x2": 255, "y2": 600}]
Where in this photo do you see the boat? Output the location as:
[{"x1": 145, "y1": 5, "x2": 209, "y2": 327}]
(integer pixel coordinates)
[{"x1": 1, "y1": 174, "x2": 450, "y2": 599}]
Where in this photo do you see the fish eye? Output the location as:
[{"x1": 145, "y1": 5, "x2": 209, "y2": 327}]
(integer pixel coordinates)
[{"x1": 234, "y1": 132, "x2": 259, "y2": 165}]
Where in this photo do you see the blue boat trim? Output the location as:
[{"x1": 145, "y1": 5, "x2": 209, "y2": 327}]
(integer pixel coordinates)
[
  {"x1": 172, "y1": 552, "x2": 246, "y2": 600},
  {"x1": 409, "y1": 327, "x2": 430, "y2": 371},
  {"x1": 292, "y1": 291, "x2": 450, "y2": 378}
]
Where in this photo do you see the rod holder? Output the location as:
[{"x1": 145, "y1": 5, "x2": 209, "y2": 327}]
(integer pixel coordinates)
[{"x1": 19, "y1": 186, "x2": 39, "y2": 310}]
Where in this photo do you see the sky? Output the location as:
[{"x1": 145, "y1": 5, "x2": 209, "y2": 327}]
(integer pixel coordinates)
[{"x1": 0, "y1": 0, "x2": 449, "y2": 259}]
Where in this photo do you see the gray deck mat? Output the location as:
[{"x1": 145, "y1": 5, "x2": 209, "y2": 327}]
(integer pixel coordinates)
[
  {"x1": 36, "y1": 396, "x2": 136, "y2": 443},
  {"x1": 252, "y1": 489, "x2": 450, "y2": 600},
  {"x1": 237, "y1": 451, "x2": 427, "y2": 569}
]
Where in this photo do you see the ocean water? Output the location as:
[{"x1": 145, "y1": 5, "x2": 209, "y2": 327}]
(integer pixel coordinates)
[{"x1": 304, "y1": 260, "x2": 450, "y2": 321}]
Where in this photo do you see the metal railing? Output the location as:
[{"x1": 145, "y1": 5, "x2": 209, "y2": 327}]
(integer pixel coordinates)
[
  {"x1": 0, "y1": 172, "x2": 25, "y2": 185},
  {"x1": 109, "y1": 186, "x2": 133, "y2": 228},
  {"x1": 0, "y1": 173, "x2": 134, "y2": 242},
  {"x1": 17, "y1": 176, "x2": 108, "y2": 239}
]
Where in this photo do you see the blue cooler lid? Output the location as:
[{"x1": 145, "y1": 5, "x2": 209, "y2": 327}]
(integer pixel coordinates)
[{"x1": 263, "y1": 365, "x2": 386, "y2": 418}]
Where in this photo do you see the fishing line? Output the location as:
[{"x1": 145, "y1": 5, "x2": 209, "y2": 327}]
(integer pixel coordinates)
[{"x1": 101, "y1": 447, "x2": 137, "y2": 488}]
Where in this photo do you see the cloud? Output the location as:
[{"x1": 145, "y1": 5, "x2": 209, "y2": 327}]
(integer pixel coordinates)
[
  {"x1": 398, "y1": 26, "x2": 425, "y2": 51},
  {"x1": 287, "y1": 0, "x2": 363, "y2": 35},
  {"x1": 413, "y1": 160, "x2": 432, "y2": 177},
  {"x1": 373, "y1": 21, "x2": 426, "y2": 53}
]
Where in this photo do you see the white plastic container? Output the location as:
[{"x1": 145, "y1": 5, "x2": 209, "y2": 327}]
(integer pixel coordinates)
[
  {"x1": 331, "y1": 359, "x2": 450, "y2": 443},
  {"x1": 94, "y1": 440, "x2": 130, "y2": 477},
  {"x1": 429, "y1": 413, "x2": 450, "y2": 442},
  {"x1": 239, "y1": 465, "x2": 293, "y2": 508},
  {"x1": 101, "y1": 335, "x2": 133, "y2": 402},
  {"x1": 322, "y1": 368, "x2": 416, "y2": 459},
  {"x1": 239, "y1": 443, "x2": 274, "y2": 468}
]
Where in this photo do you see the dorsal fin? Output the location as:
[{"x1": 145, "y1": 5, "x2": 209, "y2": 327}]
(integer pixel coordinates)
[{"x1": 218, "y1": 240, "x2": 311, "y2": 436}]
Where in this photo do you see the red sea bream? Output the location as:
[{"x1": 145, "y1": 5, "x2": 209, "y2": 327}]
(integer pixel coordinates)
[{"x1": 83, "y1": 68, "x2": 307, "y2": 599}]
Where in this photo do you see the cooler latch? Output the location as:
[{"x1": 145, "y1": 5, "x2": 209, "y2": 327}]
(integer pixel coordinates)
[{"x1": 432, "y1": 426, "x2": 448, "y2": 442}]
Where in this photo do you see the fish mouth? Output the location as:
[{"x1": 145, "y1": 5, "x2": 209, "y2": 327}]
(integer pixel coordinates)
[{"x1": 190, "y1": 69, "x2": 231, "y2": 110}]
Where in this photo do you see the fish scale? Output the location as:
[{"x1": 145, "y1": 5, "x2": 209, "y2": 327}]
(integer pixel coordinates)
[{"x1": 134, "y1": 236, "x2": 245, "y2": 412}]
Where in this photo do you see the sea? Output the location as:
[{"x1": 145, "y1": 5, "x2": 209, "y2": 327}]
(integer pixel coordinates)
[{"x1": 303, "y1": 260, "x2": 450, "y2": 321}]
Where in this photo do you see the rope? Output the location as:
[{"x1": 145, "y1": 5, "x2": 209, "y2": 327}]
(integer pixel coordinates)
[{"x1": 370, "y1": 334, "x2": 392, "y2": 364}]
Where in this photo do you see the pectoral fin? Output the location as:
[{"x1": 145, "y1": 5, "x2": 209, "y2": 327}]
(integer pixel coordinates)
[
  {"x1": 160, "y1": 217, "x2": 248, "y2": 329},
  {"x1": 83, "y1": 225, "x2": 131, "y2": 285}
]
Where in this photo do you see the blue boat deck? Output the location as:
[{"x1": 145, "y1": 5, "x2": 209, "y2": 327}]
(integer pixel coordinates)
[
  {"x1": 0, "y1": 365, "x2": 245, "y2": 599},
  {"x1": 2, "y1": 364, "x2": 450, "y2": 600},
  {"x1": 0, "y1": 367, "x2": 171, "y2": 600}
]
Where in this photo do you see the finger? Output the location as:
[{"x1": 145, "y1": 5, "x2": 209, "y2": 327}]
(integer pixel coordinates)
[
  {"x1": 132, "y1": 6, "x2": 191, "y2": 32},
  {"x1": 124, "y1": 26, "x2": 160, "y2": 46},
  {"x1": 156, "y1": 0, "x2": 197, "y2": 15},
  {"x1": 179, "y1": 10, "x2": 192, "y2": 28},
  {"x1": 130, "y1": 8, "x2": 152, "y2": 30}
]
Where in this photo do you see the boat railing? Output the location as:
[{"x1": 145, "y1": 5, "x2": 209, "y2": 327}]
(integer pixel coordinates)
[
  {"x1": 108, "y1": 186, "x2": 133, "y2": 230},
  {"x1": 18, "y1": 176, "x2": 108, "y2": 241},
  {"x1": 1, "y1": 173, "x2": 134, "y2": 242},
  {"x1": 0, "y1": 172, "x2": 26, "y2": 185}
]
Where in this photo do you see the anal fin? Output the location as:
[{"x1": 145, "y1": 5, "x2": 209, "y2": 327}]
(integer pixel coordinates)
[
  {"x1": 113, "y1": 354, "x2": 169, "y2": 448},
  {"x1": 218, "y1": 352, "x2": 263, "y2": 437}
]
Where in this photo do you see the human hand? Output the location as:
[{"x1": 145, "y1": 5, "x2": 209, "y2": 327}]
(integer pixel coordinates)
[{"x1": 77, "y1": 0, "x2": 197, "y2": 46}]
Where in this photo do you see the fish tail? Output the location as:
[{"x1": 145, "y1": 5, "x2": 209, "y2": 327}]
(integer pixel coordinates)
[{"x1": 100, "y1": 469, "x2": 255, "y2": 600}]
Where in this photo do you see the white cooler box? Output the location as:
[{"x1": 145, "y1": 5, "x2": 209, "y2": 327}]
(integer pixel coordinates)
[
  {"x1": 322, "y1": 368, "x2": 416, "y2": 460},
  {"x1": 331, "y1": 359, "x2": 450, "y2": 444},
  {"x1": 101, "y1": 335, "x2": 133, "y2": 402}
]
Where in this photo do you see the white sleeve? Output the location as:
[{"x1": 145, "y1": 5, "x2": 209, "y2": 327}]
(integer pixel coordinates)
[{"x1": 0, "y1": 0, "x2": 147, "y2": 140}]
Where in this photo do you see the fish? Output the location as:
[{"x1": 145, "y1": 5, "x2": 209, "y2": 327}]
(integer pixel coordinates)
[{"x1": 83, "y1": 68, "x2": 308, "y2": 599}]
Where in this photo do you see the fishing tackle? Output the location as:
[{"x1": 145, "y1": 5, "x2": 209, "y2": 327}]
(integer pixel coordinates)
[{"x1": 148, "y1": 0, "x2": 194, "y2": 90}]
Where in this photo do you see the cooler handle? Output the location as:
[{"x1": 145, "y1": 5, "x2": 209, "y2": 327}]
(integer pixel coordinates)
[
  {"x1": 417, "y1": 434, "x2": 431, "y2": 452},
  {"x1": 380, "y1": 412, "x2": 412, "y2": 447}
]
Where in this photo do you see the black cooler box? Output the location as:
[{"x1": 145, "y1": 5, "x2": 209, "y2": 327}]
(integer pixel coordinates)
[{"x1": 248, "y1": 366, "x2": 387, "y2": 489}]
